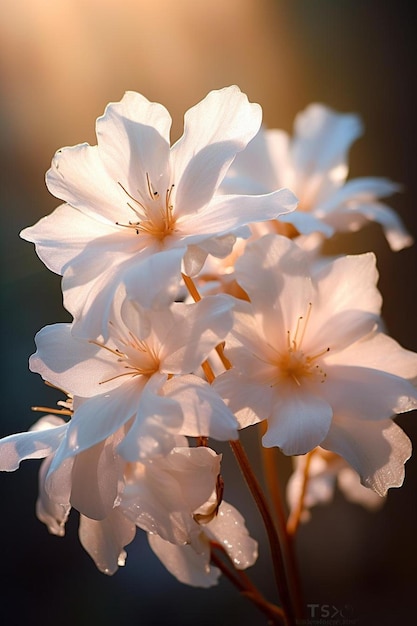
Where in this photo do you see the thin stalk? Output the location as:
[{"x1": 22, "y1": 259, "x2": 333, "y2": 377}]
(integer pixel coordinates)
[
  {"x1": 287, "y1": 450, "x2": 314, "y2": 537},
  {"x1": 210, "y1": 543, "x2": 285, "y2": 625},
  {"x1": 261, "y1": 444, "x2": 304, "y2": 618},
  {"x1": 230, "y1": 439, "x2": 296, "y2": 626}
]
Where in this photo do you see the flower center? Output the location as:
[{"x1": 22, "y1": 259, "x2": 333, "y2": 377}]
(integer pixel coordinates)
[
  {"x1": 275, "y1": 303, "x2": 329, "y2": 387},
  {"x1": 90, "y1": 327, "x2": 160, "y2": 386},
  {"x1": 116, "y1": 173, "x2": 176, "y2": 241}
]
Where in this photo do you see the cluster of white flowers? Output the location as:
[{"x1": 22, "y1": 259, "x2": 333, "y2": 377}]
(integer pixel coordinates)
[{"x1": 1, "y1": 86, "x2": 416, "y2": 618}]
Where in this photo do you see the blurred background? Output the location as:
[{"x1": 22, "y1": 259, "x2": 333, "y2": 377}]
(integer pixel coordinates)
[{"x1": 0, "y1": 1, "x2": 416, "y2": 625}]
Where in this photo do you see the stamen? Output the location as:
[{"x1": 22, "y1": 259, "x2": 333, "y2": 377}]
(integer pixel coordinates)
[
  {"x1": 146, "y1": 172, "x2": 159, "y2": 200},
  {"x1": 297, "y1": 302, "x2": 312, "y2": 349},
  {"x1": 31, "y1": 405, "x2": 73, "y2": 416},
  {"x1": 277, "y1": 303, "x2": 329, "y2": 386},
  {"x1": 307, "y1": 346, "x2": 330, "y2": 362},
  {"x1": 117, "y1": 176, "x2": 176, "y2": 239},
  {"x1": 99, "y1": 371, "x2": 141, "y2": 385},
  {"x1": 89, "y1": 339, "x2": 125, "y2": 358},
  {"x1": 292, "y1": 315, "x2": 304, "y2": 349},
  {"x1": 117, "y1": 182, "x2": 147, "y2": 215},
  {"x1": 166, "y1": 184, "x2": 174, "y2": 209}
]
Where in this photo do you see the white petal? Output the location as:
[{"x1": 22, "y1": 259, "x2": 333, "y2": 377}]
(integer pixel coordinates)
[
  {"x1": 325, "y1": 199, "x2": 413, "y2": 251},
  {"x1": 29, "y1": 324, "x2": 124, "y2": 396},
  {"x1": 148, "y1": 533, "x2": 219, "y2": 587},
  {"x1": 122, "y1": 446, "x2": 220, "y2": 544},
  {"x1": 117, "y1": 374, "x2": 183, "y2": 461},
  {"x1": 222, "y1": 127, "x2": 292, "y2": 193},
  {"x1": 155, "y1": 446, "x2": 221, "y2": 514},
  {"x1": 49, "y1": 380, "x2": 143, "y2": 472},
  {"x1": 337, "y1": 467, "x2": 385, "y2": 510},
  {"x1": 213, "y1": 369, "x2": 273, "y2": 428},
  {"x1": 0, "y1": 420, "x2": 67, "y2": 471},
  {"x1": 79, "y1": 508, "x2": 136, "y2": 575},
  {"x1": 264, "y1": 390, "x2": 333, "y2": 455},
  {"x1": 163, "y1": 375, "x2": 239, "y2": 440},
  {"x1": 286, "y1": 454, "x2": 336, "y2": 518},
  {"x1": 204, "y1": 501, "x2": 258, "y2": 569},
  {"x1": 322, "y1": 417, "x2": 412, "y2": 496},
  {"x1": 70, "y1": 431, "x2": 125, "y2": 520},
  {"x1": 62, "y1": 240, "x2": 153, "y2": 340},
  {"x1": 96, "y1": 91, "x2": 171, "y2": 196},
  {"x1": 36, "y1": 455, "x2": 71, "y2": 537},
  {"x1": 327, "y1": 332, "x2": 417, "y2": 380},
  {"x1": 20, "y1": 203, "x2": 119, "y2": 275},
  {"x1": 172, "y1": 86, "x2": 262, "y2": 215},
  {"x1": 318, "y1": 177, "x2": 402, "y2": 214},
  {"x1": 179, "y1": 188, "x2": 297, "y2": 238},
  {"x1": 46, "y1": 144, "x2": 130, "y2": 222},
  {"x1": 124, "y1": 248, "x2": 184, "y2": 308},
  {"x1": 160, "y1": 296, "x2": 234, "y2": 373},
  {"x1": 279, "y1": 208, "x2": 334, "y2": 236},
  {"x1": 322, "y1": 365, "x2": 417, "y2": 420},
  {"x1": 313, "y1": 252, "x2": 381, "y2": 321},
  {"x1": 292, "y1": 104, "x2": 362, "y2": 181},
  {"x1": 234, "y1": 234, "x2": 313, "y2": 333}
]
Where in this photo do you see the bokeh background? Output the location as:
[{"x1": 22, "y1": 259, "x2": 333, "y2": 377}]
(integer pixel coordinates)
[{"x1": 1, "y1": 1, "x2": 416, "y2": 625}]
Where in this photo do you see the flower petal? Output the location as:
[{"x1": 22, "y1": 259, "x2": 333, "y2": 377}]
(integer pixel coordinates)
[
  {"x1": 46, "y1": 144, "x2": 130, "y2": 222},
  {"x1": 213, "y1": 369, "x2": 273, "y2": 428},
  {"x1": 20, "y1": 203, "x2": 120, "y2": 276},
  {"x1": 179, "y1": 188, "x2": 297, "y2": 240},
  {"x1": 79, "y1": 508, "x2": 136, "y2": 575},
  {"x1": 49, "y1": 379, "x2": 143, "y2": 472},
  {"x1": 163, "y1": 374, "x2": 239, "y2": 440},
  {"x1": 322, "y1": 416, "x2": 412, "y2": 496},
  {"x1": 172, "y1": 86, "x2": 262, "y2": 215},
  {"x1": 29, "y1": 323, "x2": 124, "y2": 396},
  {"x1": 96, "y1": 91, "x2": 172, "y2": 197},
  {"x1": 322, "y1": 365, "x2": 417, "y2": 420},
  {"x1": 116, "y1": 373, "x2": 183, "y2": 461},
  {"x1": 70, "y1": 431, "x2": 125, "y2": 520},
  {"x1": 148, "y1": 533, "x2": 219, "y2": 587},
  {"x1": 264, "y1": 389, "x2": 333, "y2": 455},
  {"x1": 204, "y1": 501, "x2": 258, "y2": 569},
  {"x1": 36, "y1": 455, "x2": 71, "y2": 537},
  {"x1": 0, "y1": 417, "x2": 67, "y2": 471},
  {"x1": 160, "y1": 296, "x2": 234, "y2": 373}
]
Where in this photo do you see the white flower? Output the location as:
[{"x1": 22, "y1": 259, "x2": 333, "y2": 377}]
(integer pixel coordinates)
[
  {"x1": 214, "y1": 234, "x2": 417, "y2": 472},
  {"x1": 21, "y1": 86, "x2": 297, "y2": 339},
  {"x1": 222, "y1": 104, "x2": 413, "y2": 250},
  {"x1": 29, "y1": 293, "x2": 238, "y2": 468}
]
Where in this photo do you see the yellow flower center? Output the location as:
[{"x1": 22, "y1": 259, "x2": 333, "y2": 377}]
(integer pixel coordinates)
[
  {"x1": 116, "y1": 173, "x2": 177, "y2": 240},
  {"x1": 90, "y1": 328, "x2": 160, "y2": 386},
  {"x1": 274, "y1": 303, "x2": 329, "y2": 387}
]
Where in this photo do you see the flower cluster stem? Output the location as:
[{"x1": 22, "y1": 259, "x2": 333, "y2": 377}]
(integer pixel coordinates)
[
  {"x1": 261, "y1": 444, "x2": 304, "y2": 618},
  {"x1": 210, "y1": 542, "x2": 285, "y2": 625},
  {"x1": 286, "y1": 450, "x2": 314, "y2": 537},
  {"x1": 230, "y1": 440, "x2": 297, "y2": 626}
]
